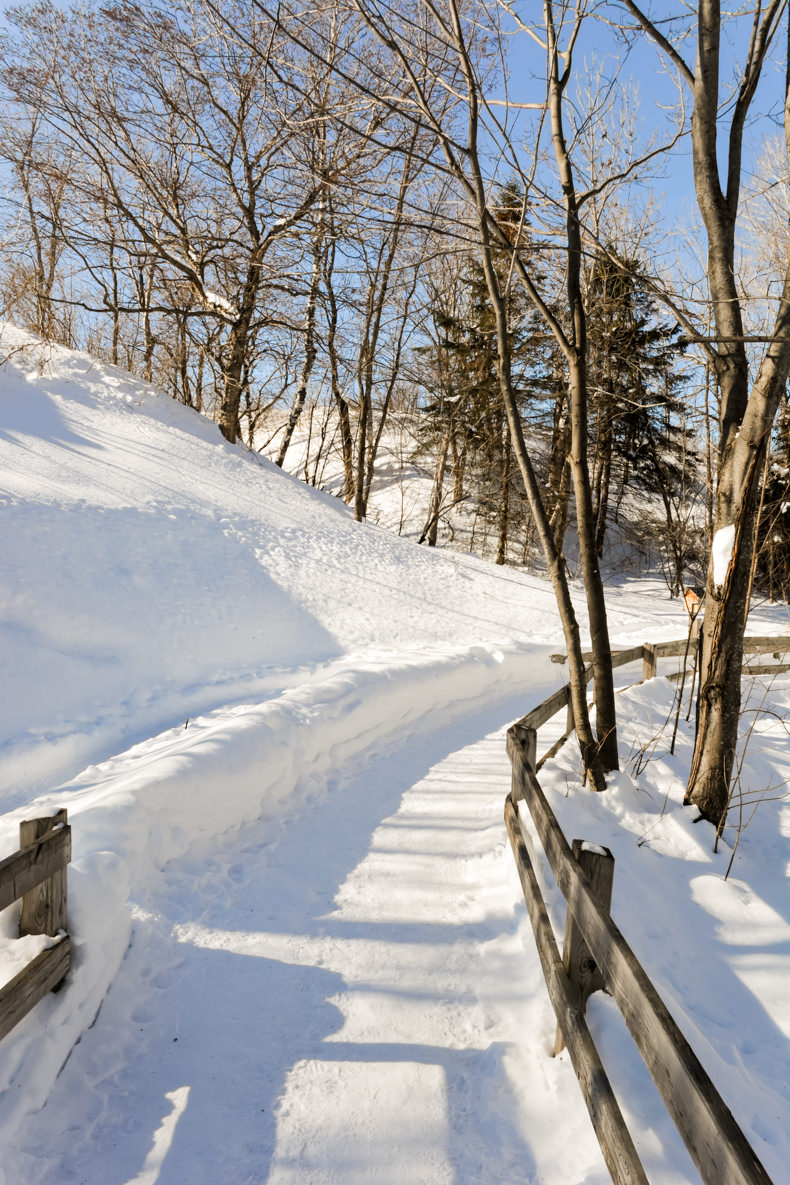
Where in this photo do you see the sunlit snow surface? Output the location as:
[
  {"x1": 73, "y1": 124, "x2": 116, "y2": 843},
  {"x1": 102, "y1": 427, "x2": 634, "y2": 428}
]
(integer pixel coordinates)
[
  {"x1": 712, "y1": 523, "x2": 736, "y2": 589},
  {"x1": 0, "y1": 324, "x2": 788, "y2": 1184}
]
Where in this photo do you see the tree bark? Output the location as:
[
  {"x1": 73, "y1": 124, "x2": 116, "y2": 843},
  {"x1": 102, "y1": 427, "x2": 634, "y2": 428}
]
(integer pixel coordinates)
[
  {"x1": 496, "y1": 414, "x2": 511, "y2": 565},
  {"x1": 218, "y1": 268, "x2": 259, "y2": 444},
  {"x1": 323, "y1": 230, "x2": 355, "y2": 500},
  {"x1": 275, "y1": 214, "x2": 324, "y2": 468},
  {"x1": 352, "y1": 138, "x2": 416, "y2": 520},
  {"x1": 421, "y1": 424, "x2": 451, "y2": 546},
  {"x1": 548, "y1": 388, "x2": 572, "y2": 552}
]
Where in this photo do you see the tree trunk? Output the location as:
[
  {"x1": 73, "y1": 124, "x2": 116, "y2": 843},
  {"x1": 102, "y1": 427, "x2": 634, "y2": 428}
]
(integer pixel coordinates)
[
  {"x1": 335, "y1": 391, "x2": 355, "y2": 501},
  {"x1": 362, "y1": 277, "x2": 415, "y2": 514},
  {"x1": 420, "y1": 425, "x2": 451, "y2": 546},
  {"x1": 546, "y1": 0, "x2": 618, "y2": 770},
  {"x1": 684, "y1": 0, "x2": 790, "y2": 824},
  {"x1": 276, "y1": 228, "x2": 323, "y2": 468},
  {"x1": 686, "y1": 354, "x2": 790, "y2": 822},
  {"x1": 451, "y1": 431, "x2": 466, "y2": 504},
  {"x1": 496, "y1": 414, "x2": 511, "y2": 565},
  {"x1": 323, "y1": 233, "x2": 355, "y2": 500},
  {"x1": 218, "y1": 318, "x2": 251, "y2": 444},
  {"x1": 548, "y1": 392, "x2": 572, "y2": 553},
  {"x1": 277, "y1": 244, "x2": 322, "y2": 462},
  {"x1": 594, "y1": 420, "x2": 613, "y2": 558},
  {"x1": 353, "y1": 387, "x2": 370, "y2": 521},
  {"x1": 218, "y1": 260, "x2": 261, "y2": 444},
  {"x1": 353, "y1": 132, "x2": 417, "y2": 519},
  {"x1": 132, "y1": 261, "x2": 156, "y2": 385},
  {"x1": 447, "y1": 3, "x2": 604, "y2": 787},
  {"x1": 568, "y1": 350, "x2": 619, "y2": 770}
]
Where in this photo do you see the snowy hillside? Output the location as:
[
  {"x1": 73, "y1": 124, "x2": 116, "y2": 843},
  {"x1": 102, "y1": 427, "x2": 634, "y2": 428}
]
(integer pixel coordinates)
[
  {"x1": 0, "y1": 324, "x2": 788, "y2": 1185},
  {"x1": 0, "y1": 326, "x2": 561, "y2": 805}
]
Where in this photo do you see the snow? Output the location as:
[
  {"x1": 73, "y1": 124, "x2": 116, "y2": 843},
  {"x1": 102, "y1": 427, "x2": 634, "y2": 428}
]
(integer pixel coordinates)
[
  {"x1": 712, "y1": 523, "x2": 736, "y2": 589},
  {"x1": 0, "y1": 323, "x2": 788, "y2": 1184},
  {"x1": 580, "y1": 841, "x2": 609, "y2": 856},
  {"x1": 201, "y1": 289, "x2": 237, "y2": 319},
  {"x1": 0, "y1": 932, "x2": 60, "y2": 992}
]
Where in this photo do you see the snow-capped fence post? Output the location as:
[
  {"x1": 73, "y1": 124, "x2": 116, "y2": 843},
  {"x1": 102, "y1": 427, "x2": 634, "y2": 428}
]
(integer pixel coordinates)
[
  {"x1": 553, "y1": 839, "x2": 614, "y2": 1057},
  {"x1": 0, "y1": 809, "x2": 71, "y2": 1042}
]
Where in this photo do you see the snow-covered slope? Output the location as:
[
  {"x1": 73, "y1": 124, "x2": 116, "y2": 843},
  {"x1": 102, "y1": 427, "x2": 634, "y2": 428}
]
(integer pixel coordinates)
[
  {"x1": 1, "y1": 325, "x2": 564, "y2": 804},
  {"x1": 1, "y1": 325, "x2": 787, "y2": 1185},
  {"x1": 0, "y1": 326, "x2": 576, "y2": 1153}
]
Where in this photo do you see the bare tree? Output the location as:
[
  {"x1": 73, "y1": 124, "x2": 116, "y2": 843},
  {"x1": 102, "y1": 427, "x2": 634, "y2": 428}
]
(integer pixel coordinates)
[
  {"x1": 272, "y1": 3, "x2": 390, "y2": 468},
  {"x1": 1, "y1": 1, "x2": 335, "y2": 441},
  {"x1": 0, "y1": 104, "x2": 69, "y2": 341},
  {"x1": 539, "y1": 0, "x2": 619, "y2": 768},
  {"x1": 619, "y1": 0, "x2": 790, "y2": 826},
  {"x1": 310, "y1": 0, "x2": 613, "y2": 782}
]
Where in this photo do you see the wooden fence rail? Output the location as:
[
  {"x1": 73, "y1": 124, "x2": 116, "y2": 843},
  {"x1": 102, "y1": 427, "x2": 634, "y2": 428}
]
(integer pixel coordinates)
[
  {"x1": 0, "y1": 809, "x2": 71, "y2": 1042},
  {"x1": 505, "y1": 638, "x2": 786, "y2": 1185}
]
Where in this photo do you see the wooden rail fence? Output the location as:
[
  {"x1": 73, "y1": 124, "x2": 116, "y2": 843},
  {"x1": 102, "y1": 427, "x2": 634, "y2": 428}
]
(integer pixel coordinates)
[
  {"x1": 0, "y1": 809, "x2": 71, "y2": 1042},
  {"x1": 505, "y1": 637, "x2": 788, "y2": 1185}
]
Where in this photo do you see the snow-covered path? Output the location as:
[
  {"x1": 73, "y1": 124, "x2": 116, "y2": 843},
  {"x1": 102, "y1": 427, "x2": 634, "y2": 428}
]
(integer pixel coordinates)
[{"x1": 5, "y1": 696, "x2": 607, "y2": 1185}]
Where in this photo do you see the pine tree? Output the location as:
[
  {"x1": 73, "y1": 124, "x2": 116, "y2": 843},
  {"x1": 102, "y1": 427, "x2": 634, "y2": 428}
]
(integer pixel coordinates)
[
  {"x1": 754, "y1": 396, "x2": 790, "y2": 602},
  {"x1": 585, "y1": 251, "x2": 691, "y2": 583},
  {"x1": 416, "y1": 186, "x2": 551, "y2": 560}
]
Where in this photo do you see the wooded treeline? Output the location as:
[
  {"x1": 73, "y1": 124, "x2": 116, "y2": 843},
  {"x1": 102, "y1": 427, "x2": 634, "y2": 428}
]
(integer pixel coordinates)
[
  {"x1": 1, "y1": 0, "x2": 789, "y2": 826},
  {"x1": 0, "y1": 2, "x2": 700, "y2": 566}
]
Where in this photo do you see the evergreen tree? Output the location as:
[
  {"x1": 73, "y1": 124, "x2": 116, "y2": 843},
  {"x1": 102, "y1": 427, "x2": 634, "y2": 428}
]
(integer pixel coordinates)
[
  {"x1": 415, "y1": 186, "x2": 551, "y2": 560},
  {"x1": 585, "y1": 250, "x2": 692, "y2": 585},
  {"x1": 754, "y1": 396, "x2": 790, "y2": 602}
]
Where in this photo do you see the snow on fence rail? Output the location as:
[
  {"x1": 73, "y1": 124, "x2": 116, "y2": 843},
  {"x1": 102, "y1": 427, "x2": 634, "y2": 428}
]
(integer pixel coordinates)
[
  {"x1": 0, "y1": 810, "x2": 71, "y2": 1042},
  {"x1": 505, "y1": 638, "x2": 788, "y2": 1185}
]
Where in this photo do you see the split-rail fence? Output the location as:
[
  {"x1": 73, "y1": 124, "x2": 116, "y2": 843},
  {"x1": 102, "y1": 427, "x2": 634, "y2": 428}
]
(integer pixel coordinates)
[
  {"x1": 506, "y1": 636, "x2": 789, "y2": 1185},
  {"x1": 0, "y1": 809, "x2": 71, "y2": 1041}
]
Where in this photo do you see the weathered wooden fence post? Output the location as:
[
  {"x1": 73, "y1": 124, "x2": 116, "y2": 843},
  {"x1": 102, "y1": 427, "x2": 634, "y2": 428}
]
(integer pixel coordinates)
[
  {"x1": 642, "y1": 644, "x2": 657, "y2": 681},
  {"x1": 554, "y1": 839, "x2": 615, "y2": 1056},
  {"x1": 513, "y1": 722, "x2": 537, "y2": 771},
  {"x1": 19, "y1": 809, "x2": 68, "y2": 939},
  {"x1": 504, "y1": 639, "x2": 780, "y2": 1185},
  {"x1": 508, "y1": 723, "x2": 538, "y2": 806},
  {"x1": 0, "y1": 810, "x2": 72, "y2": 1039}
]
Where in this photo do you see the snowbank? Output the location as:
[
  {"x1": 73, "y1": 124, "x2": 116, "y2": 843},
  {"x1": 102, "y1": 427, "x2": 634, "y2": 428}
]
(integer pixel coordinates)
[
  {"x1": 0, "y1": 639, "x2": 556, "y2": 1157},
  {"x1": 0, "y1": 324, "x2": 570, "y2": 804}
]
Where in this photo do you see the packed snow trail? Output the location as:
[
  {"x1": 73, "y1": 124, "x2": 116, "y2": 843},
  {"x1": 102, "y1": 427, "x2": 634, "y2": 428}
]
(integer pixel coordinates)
[{"x1": 2, "y1": 692, "x2": 612, "y2": 1185}]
